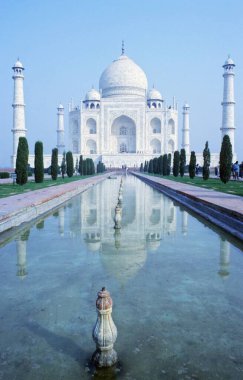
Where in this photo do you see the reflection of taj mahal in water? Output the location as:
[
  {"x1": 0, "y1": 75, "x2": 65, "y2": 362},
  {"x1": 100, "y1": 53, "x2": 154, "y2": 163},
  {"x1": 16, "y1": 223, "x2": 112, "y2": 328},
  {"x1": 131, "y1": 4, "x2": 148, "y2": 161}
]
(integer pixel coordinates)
[{"x1": 14, "y1": 177, "x2": 232, "y2": 283}]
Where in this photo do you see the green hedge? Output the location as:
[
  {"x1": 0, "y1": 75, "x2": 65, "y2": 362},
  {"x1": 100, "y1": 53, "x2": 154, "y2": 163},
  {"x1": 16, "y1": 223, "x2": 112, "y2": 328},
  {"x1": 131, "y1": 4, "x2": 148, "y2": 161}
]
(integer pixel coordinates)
[{"x1": 0, "y1": 172, "x2": 10, "y2": 179}]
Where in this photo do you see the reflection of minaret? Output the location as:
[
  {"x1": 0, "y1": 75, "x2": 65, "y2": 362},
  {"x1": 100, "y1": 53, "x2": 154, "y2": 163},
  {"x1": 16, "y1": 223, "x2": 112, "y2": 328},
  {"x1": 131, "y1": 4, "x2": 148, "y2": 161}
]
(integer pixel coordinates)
[
  {"x1": 12, "y1": 59, "x2": 27, "y2": 167},
  {"x1": 16, "y1": 239, "x2": 27, "y2": 278},
  {"x1": 58, "y1": 207, "x2": 65, "y2": 236},
  {"x1": 218, "y1": 237, "x2": 230, "y2": 277},
  {"x1": 181, "y1": 210, "x2": 188, "y2": 236}
]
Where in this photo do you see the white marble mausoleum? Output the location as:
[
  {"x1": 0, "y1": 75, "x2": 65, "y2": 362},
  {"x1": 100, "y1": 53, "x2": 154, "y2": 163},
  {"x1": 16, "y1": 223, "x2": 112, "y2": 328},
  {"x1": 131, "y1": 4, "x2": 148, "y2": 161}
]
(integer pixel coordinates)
[{"x1": 68, "y1": 49, "x2": 178, "y2": 168}]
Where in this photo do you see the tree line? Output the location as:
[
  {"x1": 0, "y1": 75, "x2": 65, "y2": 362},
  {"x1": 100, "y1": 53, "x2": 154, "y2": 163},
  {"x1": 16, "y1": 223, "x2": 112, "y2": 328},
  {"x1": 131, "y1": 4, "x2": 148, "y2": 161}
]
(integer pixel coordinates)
[
  {"x1": 140, "y1": 135, "x2": 234, "y2": 184},
  {"x1": 15, "y1": 137, "x2": 106, "y2": 185}
]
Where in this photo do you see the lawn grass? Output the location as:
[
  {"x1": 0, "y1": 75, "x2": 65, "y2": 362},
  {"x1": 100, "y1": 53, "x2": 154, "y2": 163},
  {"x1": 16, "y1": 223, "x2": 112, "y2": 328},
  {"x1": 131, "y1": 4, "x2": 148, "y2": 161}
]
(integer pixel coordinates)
[
  {"x1": 146, "y1": 174, "x2": 243, "y2": 196},
  {"x1": 0, "y1": 175, "x2": 95, "y2": 199}
]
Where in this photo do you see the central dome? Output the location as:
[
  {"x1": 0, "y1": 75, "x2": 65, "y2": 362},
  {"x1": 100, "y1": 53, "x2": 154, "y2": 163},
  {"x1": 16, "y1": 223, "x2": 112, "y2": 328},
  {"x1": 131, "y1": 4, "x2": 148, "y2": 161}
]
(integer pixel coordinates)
[{"x1": 99, "y1": 54, "x2": 148, "y2": 98}]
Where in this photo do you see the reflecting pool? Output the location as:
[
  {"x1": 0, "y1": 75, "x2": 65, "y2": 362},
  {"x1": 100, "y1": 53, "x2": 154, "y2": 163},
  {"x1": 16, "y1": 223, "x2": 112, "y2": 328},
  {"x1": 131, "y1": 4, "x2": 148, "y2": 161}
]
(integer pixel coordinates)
[{"x1": 0, "y1": 175, "x2": 243, "y2": 380}]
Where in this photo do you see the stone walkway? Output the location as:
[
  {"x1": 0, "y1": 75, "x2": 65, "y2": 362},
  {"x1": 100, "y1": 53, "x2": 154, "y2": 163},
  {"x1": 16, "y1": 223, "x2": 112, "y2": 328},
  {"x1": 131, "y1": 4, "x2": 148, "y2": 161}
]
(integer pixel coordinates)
[
  {"x1": 135, "y1": 173, "x2": 243, "y2": 216},
  {"x1": 0, "y1": 174, "x2": 110, "y2": 234}
]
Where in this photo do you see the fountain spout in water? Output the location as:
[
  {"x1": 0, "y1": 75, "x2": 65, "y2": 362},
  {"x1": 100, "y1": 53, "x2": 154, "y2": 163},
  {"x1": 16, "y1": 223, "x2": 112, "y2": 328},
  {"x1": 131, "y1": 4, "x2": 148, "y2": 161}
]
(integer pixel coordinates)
[{"x1": 92, "y1": 287, "x2": 118, "y2": 367}]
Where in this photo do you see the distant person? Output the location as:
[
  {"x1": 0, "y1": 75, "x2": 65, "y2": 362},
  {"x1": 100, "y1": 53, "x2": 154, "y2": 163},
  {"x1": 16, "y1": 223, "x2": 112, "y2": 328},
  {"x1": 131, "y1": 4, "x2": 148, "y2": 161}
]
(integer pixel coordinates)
[
  {"x1": 195, "y1": 164, "x2": 199, "y2": 175},
  {"x1": 233, "y1": 161, "x2": 239, "y2": 180}
]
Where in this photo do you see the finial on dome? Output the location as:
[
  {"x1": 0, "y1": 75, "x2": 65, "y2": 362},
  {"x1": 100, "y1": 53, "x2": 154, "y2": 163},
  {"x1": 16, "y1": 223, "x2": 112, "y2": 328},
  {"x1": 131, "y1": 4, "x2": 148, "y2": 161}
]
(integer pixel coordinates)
[{"x1": 122, "y1": 40, "x2": 125, "y2": 55}]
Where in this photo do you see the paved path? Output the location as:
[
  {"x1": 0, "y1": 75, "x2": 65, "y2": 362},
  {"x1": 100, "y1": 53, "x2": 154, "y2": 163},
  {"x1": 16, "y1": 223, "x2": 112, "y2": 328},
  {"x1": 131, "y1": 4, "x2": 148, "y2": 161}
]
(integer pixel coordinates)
[
  {"x1": 0, "y1": 174, "x2": 110, "y2": 233},
  {"x1": 133, "y1": 172, "x2": 243, "y2": 241},
  {"x1": 135, "y1": 173, "x2": 243, "y2": 216}
]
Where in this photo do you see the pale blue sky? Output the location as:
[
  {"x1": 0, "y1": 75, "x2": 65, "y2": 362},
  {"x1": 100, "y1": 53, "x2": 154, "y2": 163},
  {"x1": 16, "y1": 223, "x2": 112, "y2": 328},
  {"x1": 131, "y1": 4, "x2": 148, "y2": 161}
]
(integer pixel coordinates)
[{"x1": 0, "y1": 0, "x2": 243, "y2": 166}]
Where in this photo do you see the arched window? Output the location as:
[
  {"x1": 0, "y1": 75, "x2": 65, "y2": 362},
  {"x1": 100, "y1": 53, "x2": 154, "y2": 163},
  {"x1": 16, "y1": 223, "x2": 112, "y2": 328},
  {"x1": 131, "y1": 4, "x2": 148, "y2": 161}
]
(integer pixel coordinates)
[
  {"x1": 168, "y1": 119, "x2": 175, "y2": 134},
  {"x1": 86, "y1": 139, "x2": 97, "y2": 154},
  {"x1": 86, "y1": 118, "x2": 96, "y2": 134},
  {"x1": 150, "y1": 138, "x2": 161, "y2": 154},
  {"x1": 168, "y1": 139, "x2": 175, "y2": 154},
  {"x1": 150, "y1": 118, "x2": 161, "y2": 134},
  {"x1": 120, "y1": 126, "x2": 127, "y2": 135},
  {"x1": 90, "y1": 103, "x2": 95, "y2": 109},
  {"x1": 120, "y1": 143, "x2": 127, "y2": 153},
  {"x1": 96, "y1": 104, "x2": 100, "y2": 109},
  {"x1": 151, "y1": 102, "x2": 157, "y2": 108}
]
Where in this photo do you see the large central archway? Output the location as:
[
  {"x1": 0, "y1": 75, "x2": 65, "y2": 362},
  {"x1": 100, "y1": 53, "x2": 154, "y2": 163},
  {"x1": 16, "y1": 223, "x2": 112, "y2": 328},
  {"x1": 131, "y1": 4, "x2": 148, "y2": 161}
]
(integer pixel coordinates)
[{"x1": 111, "y1": 115, "x2": 136, "y2": 153}]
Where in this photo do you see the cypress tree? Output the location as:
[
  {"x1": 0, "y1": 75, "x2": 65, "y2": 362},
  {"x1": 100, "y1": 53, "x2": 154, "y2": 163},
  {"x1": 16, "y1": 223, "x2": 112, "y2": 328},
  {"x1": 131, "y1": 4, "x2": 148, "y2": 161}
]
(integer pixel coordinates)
[
  {"x1": 173, "y1": 151, "x2": 180, "y2": 177},
  {"x1": 203, "y1": 141, "x2": 211, "y2": 180},
  {"x1": 163, "y1": 154, "x2": 167, "y2": 176},
  {"x1": 16, "y1": 137, "x2": 29, "y2": 185},
  {"x1": 34, "y1": 141, "x2": 44, "y2": 183},
  {"x1": 167, "y1": 153, "x2": 171, "y2": 175},
  {"x1": 79, "y1": 155, "x2": 83, "y2": 175},
  {"x1": 219, "y1": 135, "x2": 233, "y2": 184},
  {"x1": 153, "y1": 157, "x2": 158, "y2": 174},
  {"x1": 158, "y1": 155, "x2": 163, "y2": 175},
  {"x1": 61, "y1": 151, "x2": 66, "y2": 179},
  {"x1": 140, "y1": 163, "x2": 144, "y2": 172},
  {"x1": 189, "y1": 151, "x2": 196, "y2": 179},
  {"x1": 144, "y1": 161, "x2": 148, "y2": 172},
  {"x1": 75, "y1": 157, "x2": 79, "y2": 174},
  {"x1": 51, "y1": 148, "x2": 58, "y2": 180},
  {"x1": 83, "y1": 159, "x2": 87, "y2": 175},
  {"x1": 148, "y1": 159, "x2": 153, "y2": 173},
  {"x1": 66, "y1": 151, "x2": 74, "y2": 177},
  {"x1": 179, "y1": 149, "x2": 186, "y2": 177},
  {"x1": 90, "y1": 159, "x2": 95, "y2": 174}
]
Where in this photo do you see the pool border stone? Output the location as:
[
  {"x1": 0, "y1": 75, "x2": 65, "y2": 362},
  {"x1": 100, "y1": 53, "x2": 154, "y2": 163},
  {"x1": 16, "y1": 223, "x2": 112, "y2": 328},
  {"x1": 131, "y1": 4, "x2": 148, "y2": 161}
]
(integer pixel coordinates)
[
  {"x1": 0, "y1": 174, "x2": 111, "y2": 234},
  {"x1": 133, "y1": 172, "x2": 243, "y2": 242}
]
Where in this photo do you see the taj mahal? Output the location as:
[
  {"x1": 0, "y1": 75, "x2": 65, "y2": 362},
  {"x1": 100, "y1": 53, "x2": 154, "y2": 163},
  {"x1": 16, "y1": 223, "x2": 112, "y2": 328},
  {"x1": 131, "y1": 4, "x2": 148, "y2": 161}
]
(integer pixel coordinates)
[{"x1": 11, "y1": 46, "x2": 236, "y2": 168}]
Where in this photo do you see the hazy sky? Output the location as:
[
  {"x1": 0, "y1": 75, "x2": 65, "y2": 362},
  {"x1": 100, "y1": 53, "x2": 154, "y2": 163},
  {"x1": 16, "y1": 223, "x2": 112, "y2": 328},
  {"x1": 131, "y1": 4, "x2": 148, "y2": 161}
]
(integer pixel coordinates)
[{"x1": 1, "y1": 0, "x2": 243, "y2": 166}]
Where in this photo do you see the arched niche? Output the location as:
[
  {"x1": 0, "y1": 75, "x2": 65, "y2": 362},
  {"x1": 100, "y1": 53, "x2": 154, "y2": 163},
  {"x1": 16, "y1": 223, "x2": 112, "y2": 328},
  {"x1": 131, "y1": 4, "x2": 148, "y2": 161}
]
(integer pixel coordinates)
[
  {"x1": 168, "y1": 139, "x2": 175, "y2": 154},
  {"x1": 111, "y1": 115, "x2": 136, "y2": 153},
  {"x1": 150, "y1": 138, "x2": 161, "y2": 154},
  {"x1": 86, "y1": 139, "x2": 97, "y2": 154},
  {"x1": 86, "y1": 118, "x2": 97, "y2": 134},
  {"x1": 150, "y1": 118, "x2": 161, "y2": 134},
  {"x1": 168, "y1": 119, "x2": 175, "y2": 134}
]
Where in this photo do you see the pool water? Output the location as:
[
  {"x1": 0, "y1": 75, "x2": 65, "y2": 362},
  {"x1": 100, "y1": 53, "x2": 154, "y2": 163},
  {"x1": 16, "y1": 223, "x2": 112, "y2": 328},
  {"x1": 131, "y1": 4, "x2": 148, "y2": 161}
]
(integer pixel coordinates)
[{"x1": 0, "y1": 175, "x2": 242, "y2": 380}]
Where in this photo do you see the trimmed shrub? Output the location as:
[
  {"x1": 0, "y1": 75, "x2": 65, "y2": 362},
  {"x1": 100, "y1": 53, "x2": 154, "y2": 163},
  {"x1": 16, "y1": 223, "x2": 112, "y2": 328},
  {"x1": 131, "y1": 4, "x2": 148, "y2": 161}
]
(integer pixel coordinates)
[
  {"x1": 179, "y1": 149, "x2": 186, "y2": 177},
  {"x1": 51, "y1": 148, "x2": 58, "y2": 180},
  {"x1": 203, "y1": 141, "x2": 211, "y2": 180},
  {"x1": 167, "y1": 153, "x2": 172, "y2": 175},
  {"x1": 0, "y1": 172, "x2": 10, "y2": 179},
  {"x1": 148, "y1": 159, "x2": 153, "y2": 173},
  {"x1": 66, "y1": 151, "x2": 74, "y2": 177},
  {"x1": 173, "y1": 151, "x2": 180, "y2": 177},
  {"x1": 189, "y1": 151, "x2": 196, "y2": 179},
  {"x1": 79, "y1": 155, "x2": 83, "y2": 175},
  {"x1": 34, "y1": 141, "x2": 44, "y2": 183},
  {"x1": 220, "y1": 135, "x2": 233, "y2": 184},
  {"x1": 162, "y1": 154, "x2": 167, "y2": 176},
  {"x1": 16, "y1": 137, "x2": 29, "y2": 185}
]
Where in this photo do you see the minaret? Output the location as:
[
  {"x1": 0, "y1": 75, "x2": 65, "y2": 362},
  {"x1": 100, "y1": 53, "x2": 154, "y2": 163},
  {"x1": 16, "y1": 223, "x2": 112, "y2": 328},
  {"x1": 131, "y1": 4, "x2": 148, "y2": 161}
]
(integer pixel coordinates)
[
  {"x1": 221, "y1": 56, "x2": 236, "y2": 153},
  {"x1": 12, "y1": 59, "x2": 27, "y2": 167},
  {"x1": 57, "y1": 103, "x2": 65, "y2": 153},
  {"x1": 182, "y1": 103, "x2": 190, "y2": 156}
]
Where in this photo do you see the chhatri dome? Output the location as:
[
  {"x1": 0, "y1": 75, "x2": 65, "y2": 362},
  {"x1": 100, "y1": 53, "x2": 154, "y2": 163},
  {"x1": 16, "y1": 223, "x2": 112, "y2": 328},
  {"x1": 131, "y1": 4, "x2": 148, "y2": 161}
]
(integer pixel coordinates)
[
  {"x1": 99, "y1": 50, "x2": 148, "y2": 98},
  {"x1": 85, "y1": 87, "x2": 101, "y2": 101},
  {"x1": 147, "y1": 87, "x2": 163, "y2": 100}
]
